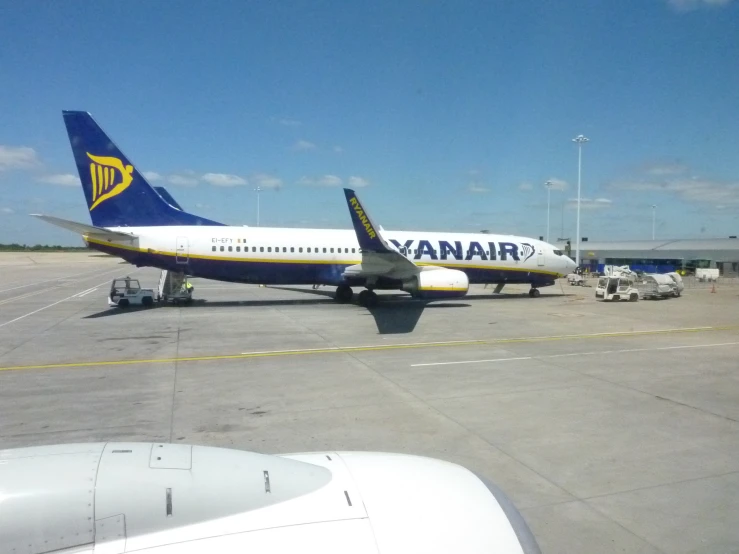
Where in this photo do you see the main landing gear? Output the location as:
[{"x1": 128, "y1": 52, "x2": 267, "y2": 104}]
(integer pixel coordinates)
[
  {"x1": 528, "y1": 288, "x2": 541, "y2": 298},
  {"x1": 358, "y1": 289, "x2": 378, "y2": 308},
  {"x1": 334, "y1": 285, "x2": 378, "y2": 307},
  {"x1": 334, "y1": 285, "x2": 353, "y2": 303}
]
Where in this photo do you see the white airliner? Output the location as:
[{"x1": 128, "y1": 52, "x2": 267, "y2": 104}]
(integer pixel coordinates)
[
  {"x1": 34, "y1": 111, "x2": 575, "y2": 305},
  {"x1": 0, "y1": 442, "x2": 541, "y2": 553}
]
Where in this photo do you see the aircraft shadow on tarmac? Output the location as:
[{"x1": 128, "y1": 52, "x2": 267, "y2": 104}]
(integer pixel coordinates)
[
  {"x1": 82, "y1": 297, "x2": 334, "y2": 319},
  {"x1": 83, "y1": 287, "x2": 573, "y2": 334}
]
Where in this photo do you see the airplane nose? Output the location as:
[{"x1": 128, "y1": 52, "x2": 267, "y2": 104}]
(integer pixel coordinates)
[{"x1": 565, "y1": 257, "x2": 577, "y2": 274}]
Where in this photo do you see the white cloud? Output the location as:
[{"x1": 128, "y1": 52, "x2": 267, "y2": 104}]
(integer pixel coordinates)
[
  {"x1": 278, "y1": 118, "x2": 302, "y2": 127},
  {"x1": 566, "y1": 197, "x2": 613, "y2": 210},
  {"x1": 333, "y1": 146, "x2": 344, "y2": 153},
  {"x1": 666, "y1": 0, "x2": 733, "y2": 11},
  {"x1": 612, "y1": 176, "x2": 739, "y2": 205},
  {"x1": 545, "y1": 177, "x2": 568, "y2": 191},
  {"x1": 1, "y1": 207, "x2": 14, "y2": 214},
  {"x1": 202, "y1": 173, "x2": 248, "y2": 187},
  {"x1": 167, "y1": 173, "x2": 199, "y2": 187},
  {"x1": 519, "y1": 182, "x2": 533, "y2": 191},
  {"x1": 37, "y1": 173, "x2": 79, "y2": 186},
  {"x1": 293, "y1": 139, "x2": 317, "y2": 151},
  {"x1": 348, "y1": 176, "x2": 370, "y2": 188},
  {"x1": 143, "y1": 171, "x2": 163, "y2": 182},
  {"x1": 0, "y1": 146, "x2": 39, "y2": 171},
  {"x1": 298, "y1": 175, "x2": 343, "y2": 187},
  {"x1": 467, "y1": 183, "x2": 489, "y2": 193},
  {"x1": 252, "y1": 173, "x2": 283, "y2": 190},
  {"x1": 641, "y1": 161, "x2": 689, "y2": 176}
]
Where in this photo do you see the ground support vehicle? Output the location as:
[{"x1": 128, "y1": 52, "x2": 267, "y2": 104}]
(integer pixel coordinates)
[
  {"x1": 108, "y1": 277, "x2": 156, "y2": 308},
  {"x1": 666, "y1": 272, "x2": 684, "y2": 296},
  {"x1": 641, "y1": 274, "x2": 677, "y2": 298},
  {"x1": 595, "y1": 277, "x2": 639, "y2": 302}
]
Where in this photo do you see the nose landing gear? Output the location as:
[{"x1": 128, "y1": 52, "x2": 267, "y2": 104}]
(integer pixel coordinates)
[{"x1": 528, "y1": 288, "x2": 541, "y2": 298}]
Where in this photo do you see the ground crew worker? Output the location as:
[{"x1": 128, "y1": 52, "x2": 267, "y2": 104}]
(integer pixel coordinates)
[{"x1": 185, "y1": 280, "x2": 194, "y2": 296}]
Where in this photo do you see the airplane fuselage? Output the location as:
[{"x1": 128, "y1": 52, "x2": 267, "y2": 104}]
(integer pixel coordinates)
[{"x1": 86, "y1": 226, "x2": 573, "y2": 289}]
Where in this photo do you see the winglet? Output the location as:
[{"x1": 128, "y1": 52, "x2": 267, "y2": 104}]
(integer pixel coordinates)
[{"x1": 343, "y1": 189, "x2": 391, "y2": 252}]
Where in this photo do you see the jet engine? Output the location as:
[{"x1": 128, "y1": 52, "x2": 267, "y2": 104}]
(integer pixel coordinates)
[
  {"x1": 402, "y1": 267, "x2": 469, "y2": 299},
  {"x1": 1, "y1": 442, "x2": 540, "y2": 554}
]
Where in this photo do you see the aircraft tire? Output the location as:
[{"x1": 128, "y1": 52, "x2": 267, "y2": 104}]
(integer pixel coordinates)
[
  {"x1": 358, "y1": 290, "x2": 378, "y2": 308},
  {"x1": 528, "y1": 288, "x2": 541, "y2": 298},
  {"x1": 335, "y1": 285, "x2": 353, "y2": 303}
]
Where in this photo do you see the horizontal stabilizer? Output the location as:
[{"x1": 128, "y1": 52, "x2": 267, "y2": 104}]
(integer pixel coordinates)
[
  {"x1": 154, "y1": 187, "x2": 183, "y2": 211},
  {"x1": 30, "y1": 214, "x2": 137, "y2": 240}
]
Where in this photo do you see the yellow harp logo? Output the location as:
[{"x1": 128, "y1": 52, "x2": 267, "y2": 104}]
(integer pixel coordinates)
[{"x1": 87, "y1": 153, "x2": 134, "y2": 211}]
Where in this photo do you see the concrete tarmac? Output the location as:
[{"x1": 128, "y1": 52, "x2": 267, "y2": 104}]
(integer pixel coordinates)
[{"x1": 1, "y1": 252, "x2": 739, "y2": 553}]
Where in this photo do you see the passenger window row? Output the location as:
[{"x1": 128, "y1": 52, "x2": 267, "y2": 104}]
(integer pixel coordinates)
[{"x1": 211, "y1": 245, "x2": 357, "y2": 254}]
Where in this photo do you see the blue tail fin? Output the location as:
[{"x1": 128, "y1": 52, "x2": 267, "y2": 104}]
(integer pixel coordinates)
[{"x1": 62, "y1": 111, "x2": 224, "y2": 227}]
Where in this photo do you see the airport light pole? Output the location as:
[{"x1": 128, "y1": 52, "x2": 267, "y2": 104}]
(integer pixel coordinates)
[
  {"x1": 545, "y1": 180, "x2": 553, "y2": 243},
  {"x1": 652, "y1": 204, "x2": 656, "y2": 240},
  {"x1": 572, "y1": 135, "x2": 589, "y2": 266},
  {"x1": 255, "y1": 186, "x2": 262, "y2": 226}
]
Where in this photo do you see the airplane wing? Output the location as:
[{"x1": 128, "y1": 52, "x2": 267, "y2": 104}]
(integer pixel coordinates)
[
  {"x1": 30, "y1": 214, "x2": 137, "y2": 241},
  {"x1": 342, "y1": 189, "x2": 418, "y2": 280}
]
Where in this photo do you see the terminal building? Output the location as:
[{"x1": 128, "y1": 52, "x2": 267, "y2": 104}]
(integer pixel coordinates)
[{"x1": 553, "y1": 237, "x2": 739, "y2": 275}]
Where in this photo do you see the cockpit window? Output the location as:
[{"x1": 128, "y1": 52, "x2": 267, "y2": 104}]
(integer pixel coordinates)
[{"x1": 553, "y1": 249, "x2": 563, "y2": 256}]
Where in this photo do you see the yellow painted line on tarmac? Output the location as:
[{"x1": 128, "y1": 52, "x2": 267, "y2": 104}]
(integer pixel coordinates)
[{"x1": 0, "y1": 325, "x2": 736, "y2": 373}]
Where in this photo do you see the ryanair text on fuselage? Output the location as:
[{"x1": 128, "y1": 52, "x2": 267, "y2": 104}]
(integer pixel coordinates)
[{"x1": 389, "y1": 239, "x2": 535, "y2": 262}]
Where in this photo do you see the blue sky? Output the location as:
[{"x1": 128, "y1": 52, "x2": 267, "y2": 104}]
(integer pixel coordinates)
[{"x1": 1, "y1": 0, "x2": 738, "y2": 245}]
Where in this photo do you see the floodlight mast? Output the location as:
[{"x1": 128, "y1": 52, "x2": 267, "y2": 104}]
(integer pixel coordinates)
[
  {"x1": 255, "y1": 186, "x2": 262, "y2": 226},
  {"x1": 572, "y1": 135, "x2": 589, "y2": 266},
  {"x1": 545, "y1": 180, "x2": 553, "y2": 244},
  {"x1": 652, "y1": 204, "x2": 657, "y2": 240}
]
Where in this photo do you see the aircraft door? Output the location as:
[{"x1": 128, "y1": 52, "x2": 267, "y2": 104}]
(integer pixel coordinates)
[
  {"x1": 537, "y1": 249, "x2": 545, "y2": 267},
  {"x1": 176, "y1": 236, "x2": 189, "y2": 264}
]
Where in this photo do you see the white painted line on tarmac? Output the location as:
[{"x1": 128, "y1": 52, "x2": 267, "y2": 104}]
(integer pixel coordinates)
[
  {"x1": 413, "y1": 356, "x2": 535, "y2": 367},
  {"x1": 0, "y1": 274, "x2": 133, "y2": 329},
  {"x1": 241, "y1": 338, "x2": 484, "y2": 355},
  {"x1": 237, "y1": 327, "x2": 727, "y2": 359},
  {"x1": 74, "y1": 287, "x2": 99, "y2": 298},
  {"x1": 0, "y1": 266, "x2": 117, "y2": 293},
  {"x1": 411, "y1": 341, "x2": 739, "y2": 367},
  {"x1": 0, "y1": 267, "x2": 124, "y2": 305},
  {"x1": 0, "y1": 286, "x2": 64, "y2": 305}
]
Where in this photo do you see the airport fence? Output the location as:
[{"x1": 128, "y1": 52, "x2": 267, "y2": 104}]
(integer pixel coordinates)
[{"x1": 681, "y1": 275, "x2": 739, "y2": 289}]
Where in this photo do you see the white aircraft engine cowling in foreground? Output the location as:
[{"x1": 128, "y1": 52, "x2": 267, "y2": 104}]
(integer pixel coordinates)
[{"x1": 0, "y1": 442, "x2": 540, "y2": 554}]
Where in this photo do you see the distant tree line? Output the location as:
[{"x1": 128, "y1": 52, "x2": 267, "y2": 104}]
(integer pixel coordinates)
[{"x1": 0, "y1": 243, "x2": 92, "y2": 252}]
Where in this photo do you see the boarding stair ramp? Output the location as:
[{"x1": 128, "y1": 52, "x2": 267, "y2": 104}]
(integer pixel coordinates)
[{"x1": 158, "y1": 270, "x2": 191, "y2": 303}]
